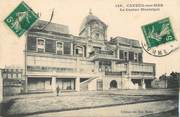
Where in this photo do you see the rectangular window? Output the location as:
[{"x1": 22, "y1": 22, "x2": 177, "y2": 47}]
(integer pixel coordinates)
[
  {"x1": 129, "y1": 51, "x2": 134, "y2": 61},
  {"x1": 76, "y1": 47, "x2": 83, "y2": 54},
  {"x1": 75, "y1": 46, "x2": 83, "y2": 57},
  {"x1": 119, "y1": 50, "x2": 124, "y2": 59},
  {"x1": 18, "y1": 74, "x2": 22, "y2": 78},
  {"x1": 64, "y1": 42, "x2": 71, "y2": 55},
  {"x1": 13, "y1": 74, "x2": 17, "y2": 78},
  {"x1": 45, "y1": 39, "x2": 56, "y2": 53},
  {"x1": 37, "y1": 38, "x2": 45, "y2": 52},
  {"x1": 99, "y1": 61, "x2": 111, "y2": 72},
  {"x1": 134, "y1": 53, "x2": 138, "y2": 62},
  {"x1": 27, "y1": 37, "x2": 36, "y2": 51},
  {"x1": 124, "y1": 52, "x2": 128, "y2": 61},
  {"x1": 56, "y1": 41, "x2": 63, "y2": 55},
  {"x1": 8, "y1": 74, "x2": 11, "y2": 78},
  {"x1": 138, "y1": 53, "x2": 143, "y2": 62}
]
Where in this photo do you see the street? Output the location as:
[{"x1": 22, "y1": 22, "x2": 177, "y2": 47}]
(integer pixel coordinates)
[{"x1": 25, "y1": 99, "x2": 178, "y2": 117}]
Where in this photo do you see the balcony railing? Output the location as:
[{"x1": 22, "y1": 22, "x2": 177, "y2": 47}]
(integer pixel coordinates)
[
  {"x1": 105, "y1": 71, "x2": 123, "y2": 76},
  {"x1": 89, "y1": 50, "x2": 116, "y2": 60}
]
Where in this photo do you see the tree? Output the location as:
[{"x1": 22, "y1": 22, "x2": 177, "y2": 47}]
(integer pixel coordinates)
[
  {"x1": 169, "y1": 72, "x2": 179, "y2": 88},
  {"x1": 159, "y1": 74, "x2": 167, "y2": 80},
  {"x1": 159, "y1": 73, "x2": 168, "y2": 88}
]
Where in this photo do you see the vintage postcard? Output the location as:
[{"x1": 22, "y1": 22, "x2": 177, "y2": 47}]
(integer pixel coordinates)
[{"x1": 0, "y1": 0, "x2": 179, "y2": 117}]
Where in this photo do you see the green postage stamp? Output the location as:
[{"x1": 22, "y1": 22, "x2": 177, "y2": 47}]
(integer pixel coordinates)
[
  {"x1": 4, "y1": 1, "x2": 39, "y2": 37},
  {"x1": 142, "y1": 17, "x2": 175, "y2": 48}
]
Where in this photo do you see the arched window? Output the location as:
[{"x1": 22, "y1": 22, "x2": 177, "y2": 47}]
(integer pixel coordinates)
[{"x1": 110, "y1": 80, "x2": 117, "y2": 88}]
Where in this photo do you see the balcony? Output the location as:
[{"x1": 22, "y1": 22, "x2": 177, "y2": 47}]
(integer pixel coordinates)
[
  {"x1": 89, "y1": 50, "x2": 118, "y2": 61},
  {"x1": 103, "y1": 62, "x2": 155, "y2": 78},
  {"x1": 128, "y1": 62, "x2": 156, "y2": 79}
]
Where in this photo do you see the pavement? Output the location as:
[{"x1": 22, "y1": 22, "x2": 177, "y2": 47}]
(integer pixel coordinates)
[
  {"x1": 3, "y1": 89, "x2": 178, "y2": 101},
  {"x1": 2, "y1": 89, "x2": 178, "y2": 117},
  {"x1": 25, "y1": 99, "x2": 178, "y2": 117}
]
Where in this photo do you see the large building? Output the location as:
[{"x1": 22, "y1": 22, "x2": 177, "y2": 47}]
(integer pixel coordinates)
[{"x1": 25, "y1": 12, "x2": 156, "y2": 92}]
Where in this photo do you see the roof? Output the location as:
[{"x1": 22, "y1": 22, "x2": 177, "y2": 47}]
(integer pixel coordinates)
[
  {"x1": 110, "y1": 36, "x2": 141, "y2": 47},
  {"x1": 31, "y1": 20, "x2": 69, "y2": 34},
  {"x1": 79, "y1": 12, "x2": 106, "y2": 34}
]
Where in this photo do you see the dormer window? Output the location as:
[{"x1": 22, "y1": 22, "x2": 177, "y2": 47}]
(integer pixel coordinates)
[{"x1": 37, "y1": 38, "x2": 45, "y2": 52}]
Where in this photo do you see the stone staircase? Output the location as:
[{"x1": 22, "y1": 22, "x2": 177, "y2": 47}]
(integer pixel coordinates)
[
  {"x1": 80, "y1": 77, "x2": 97, "y2": 91},
  {"x1": 122, "y1": 78, "x2": 139, "y2": 89}
]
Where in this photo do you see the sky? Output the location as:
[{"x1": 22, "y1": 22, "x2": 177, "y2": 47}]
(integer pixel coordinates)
[{"x1": 0, "y1": 0, "x2": 180, "y2": 77}]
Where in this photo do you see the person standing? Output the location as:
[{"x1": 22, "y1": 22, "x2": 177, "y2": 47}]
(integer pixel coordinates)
[{"x1": 56, "y1": 85, "x2": 60, "y2": 96}]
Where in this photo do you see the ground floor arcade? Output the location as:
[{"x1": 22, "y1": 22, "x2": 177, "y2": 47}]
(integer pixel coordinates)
[
  {"x1": 26, "y1": 76, "x2": 154, "y2": 92},
  {"x1": 27, "y1": 77, "x2": 81, "y2": 92}
]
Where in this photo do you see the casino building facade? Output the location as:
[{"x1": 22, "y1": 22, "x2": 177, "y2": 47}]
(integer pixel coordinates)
[{"x1": 25, "y1": 12, "x2": 156, "y2": 92}]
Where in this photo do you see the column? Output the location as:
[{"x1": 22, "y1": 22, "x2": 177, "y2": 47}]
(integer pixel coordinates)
[
  {"x1": 111, "y1": 61, "x2": 116, "y2": 71},
  {"x1": 70, "y1": 43, "x2": 73, "y2": 56},
  {"x1": 95, "y1": 61, "x2": 99, "y2": 72},
  {"x1": 52, "y1": 76, "x2": 56, "y2": 92},
  {"x1": 142, "y1": 79, "x2": 146, "y2": 89},
  {"x1": 24, "y1": 76, "x2": 28, "y2": 93},
  {"x1": 126, "y1": 63, "x2": 130, "y2": 77},
  {"x1": 117, "y1": 49, "x2": 119, "y2": 58},
  {"x1": 86, "y1": 45, "x2": 89, "y2": 57},
  {"x1": 75, "y1": 77, "x2": 80, "y2": 91},
  {"x1": 76, "y1": 57, "x2": 80, "y2": 72}
]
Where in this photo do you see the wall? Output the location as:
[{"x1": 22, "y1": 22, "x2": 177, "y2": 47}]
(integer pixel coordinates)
[
  {"x1": 3, "y1": 86, "x2": 22, "y2": 96},
  {"x1": 27, "y1": 55, "x2": 95, "y2": 74},
  {"x1": 103, "y1": 76, "x2": 139, "y2": 90},
  {"x1": 27, "y1": 56, "x2": 77, "y2": 68},
  {"x1": 2, "y1": 79, "x2": 23, "y2": 96},
  {"x1": 151, "y1": 79, "x2": 167, "y2": 88}
]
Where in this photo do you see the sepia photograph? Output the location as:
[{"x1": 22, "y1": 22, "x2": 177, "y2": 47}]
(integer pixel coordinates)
[{"x1": 0, "y1": 0, "x2": 179, "y2": 117}]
